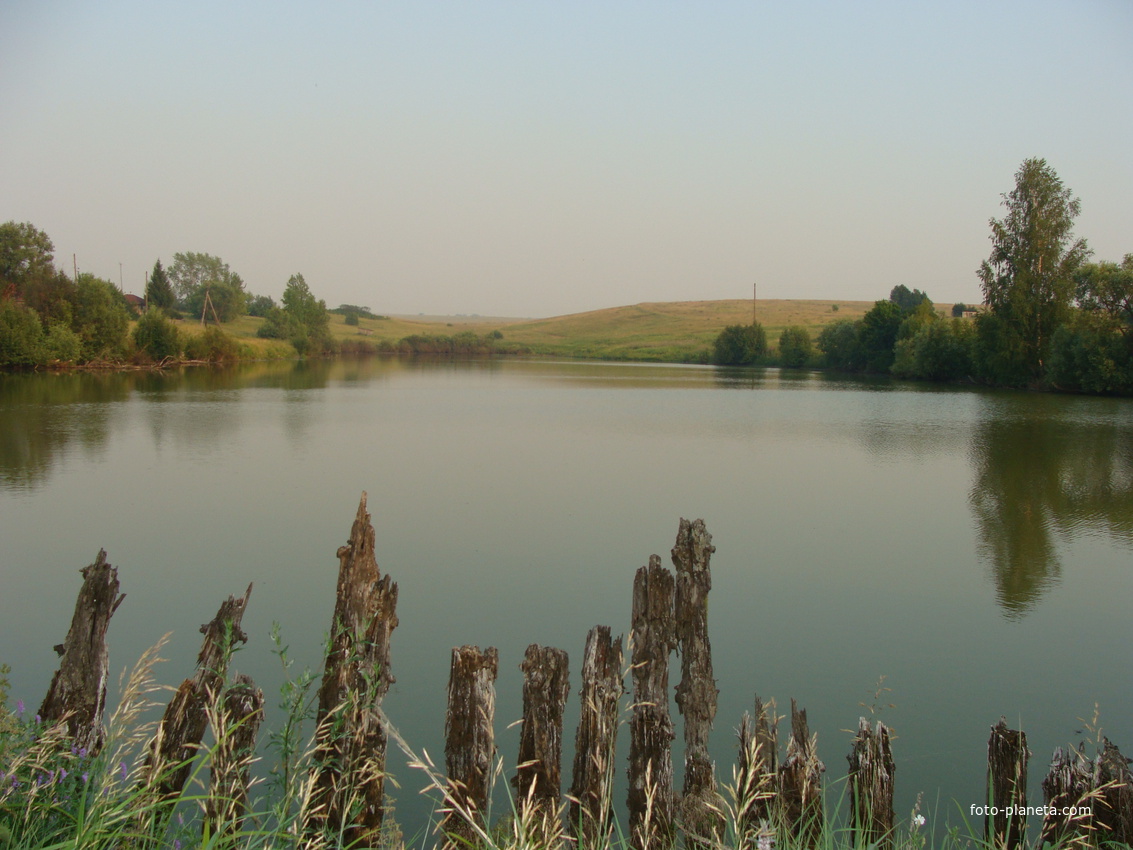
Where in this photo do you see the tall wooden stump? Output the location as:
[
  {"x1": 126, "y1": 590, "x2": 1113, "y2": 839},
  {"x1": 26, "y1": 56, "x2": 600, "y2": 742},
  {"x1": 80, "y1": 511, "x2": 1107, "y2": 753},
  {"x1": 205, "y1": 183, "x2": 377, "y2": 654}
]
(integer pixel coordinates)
[
  {"x1": 308, "y1": 493, "x2": 400, "y2": 846},
  {"x1": 627, "y1": 555, "x2": 676, "y2": 850},
  {"x1": 144, "y1": 583, "x2": 253, "y2": 800},
  {"x1": 38, "y1": 549, "x2": 126, "y2": 754},
  {"x1": 442, "y1": 645, "x2": 500, "y2": 849},
  {"x1": 779, "y1": 700, "x2": 825, "y2": 848},
  {"x1": 736, "y1": 695, "x2": 778, "y2": 842},
  {"x1": 514, "y1": 644, "x2": 570, "y2": 840},
  {"x1": 672, "y1": 518, "x2": 725, "y2": 845},
  {"x1": 986, "y1": 719, "x2": 1029, "y2": 850},
  {"x1": 206, "y1": 673, "x2": 264, "y2": 839},
  {"x1": 570, "y1": 625, "x2": 624, "y2": 848},
  {"x1": 847, "y1": 718, "x2": 895, "y2": 849}
]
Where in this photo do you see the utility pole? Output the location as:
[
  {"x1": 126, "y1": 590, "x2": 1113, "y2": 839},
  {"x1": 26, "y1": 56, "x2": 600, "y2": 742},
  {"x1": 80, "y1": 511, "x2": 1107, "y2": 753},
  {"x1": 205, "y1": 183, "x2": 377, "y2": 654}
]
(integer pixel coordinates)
[
  {"x1": 73, "y1": 254, "x2": 78, "y2": 282},
  {"x1": 752, "y1": 281, "x2": 757, "y2": 325},
  {"x1": 118, "y1": 263, "x2": 123, "y2": 292}
]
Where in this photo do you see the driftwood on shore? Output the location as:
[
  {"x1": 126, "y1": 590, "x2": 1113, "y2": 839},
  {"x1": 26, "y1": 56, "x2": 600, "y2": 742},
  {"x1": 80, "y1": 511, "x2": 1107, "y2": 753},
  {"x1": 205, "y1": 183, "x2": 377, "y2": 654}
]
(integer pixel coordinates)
[
  {"x1": 143, "y1": 583, "x2": 253, "y2": 800},
  {"x1": 442, "y1": 645, "x2": 500, "y2": 848},
  {"x1": 570, "y1": 625, "x2": 624, "y2": 848},
  {"x1": 514, "y1": 644, "x2": 570, "y2": 837},
  {"x1": 307, "y1": 492, "x2": 400, "y2": 846},
  {"x1": 38, "y1": 549, "x2": 125, "y2": 754},
  {"x1": 627, "y1": 554, "x2": 676, "y2": 850}
]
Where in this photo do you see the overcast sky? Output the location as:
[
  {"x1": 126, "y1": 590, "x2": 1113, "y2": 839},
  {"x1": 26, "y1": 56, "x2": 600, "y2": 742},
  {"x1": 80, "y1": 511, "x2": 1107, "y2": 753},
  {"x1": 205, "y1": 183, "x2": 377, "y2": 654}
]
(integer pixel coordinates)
[{"x1": 2, "y1": 2, "x2": 1130, "y2": 317}]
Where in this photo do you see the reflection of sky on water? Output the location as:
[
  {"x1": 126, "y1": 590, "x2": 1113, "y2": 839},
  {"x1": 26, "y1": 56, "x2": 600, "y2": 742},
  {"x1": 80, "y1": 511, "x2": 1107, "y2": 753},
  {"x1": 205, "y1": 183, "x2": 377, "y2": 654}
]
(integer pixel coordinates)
[{"x1": 1, "y1": 360, "x2": 1132, "y2": 836}]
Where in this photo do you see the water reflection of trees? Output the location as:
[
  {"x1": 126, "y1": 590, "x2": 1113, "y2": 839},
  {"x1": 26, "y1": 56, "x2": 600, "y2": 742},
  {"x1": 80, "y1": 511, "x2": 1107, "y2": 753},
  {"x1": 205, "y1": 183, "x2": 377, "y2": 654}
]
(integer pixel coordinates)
[
  {"x1": 0, "y1": 360, "x2": 400, "y2": 490},
  {"x1": 970, "y1": 397, "x2": 1133, "y2": 618}
]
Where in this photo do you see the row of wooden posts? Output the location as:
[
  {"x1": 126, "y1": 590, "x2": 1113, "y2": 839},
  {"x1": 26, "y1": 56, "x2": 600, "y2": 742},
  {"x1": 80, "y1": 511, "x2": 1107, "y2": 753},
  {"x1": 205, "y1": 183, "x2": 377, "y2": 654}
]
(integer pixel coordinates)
[{"x1": 31, "y1": 493, "x2": 1133, "y2": 848}]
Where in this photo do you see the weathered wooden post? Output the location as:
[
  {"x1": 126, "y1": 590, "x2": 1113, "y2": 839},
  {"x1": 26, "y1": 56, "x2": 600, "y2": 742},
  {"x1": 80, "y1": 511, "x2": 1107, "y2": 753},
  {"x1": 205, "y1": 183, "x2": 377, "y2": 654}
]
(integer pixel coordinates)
[
  {"x1": 1095, "y1": 739, "x2": 1133, "y2": 843},
  {"x1": 442, "y1": 645, "x2": 500, "y2": 849},
  {"x1": 672, "y1": 518, "x2": 725, "y2": 845},
  {"x1": 307, "y1": 493, "x2": 399, "y2": 846},
  {"x1": 1041, "y1": 738, "x2": 1133, "y2": 845},
  {"x1": 569, "y1": 625, "x2": 624, "y2": 848},
  {"x1": 144, "y1": 583, "x2": 253, "y2": 800},
  {"x1": 736, "y1": 695, "x2": 778, "y2": 842},
  {"x1": 1040, "y1": 745, "x2": 1091, "y2": 846},
  {"x1": 986, "y1": 718, "x2": 1029, "y2": 850},
  {"x1": 847, "y1": 718, "x2": 895, "y2": 849},
  {"x1": 513, "y1": 644, "x2": 570, "y2": 840},
  {"x1": 206, "y1": 673, "x2": 264, "y2": 839},
  {"x1": 627, "y1": 554, "x2": 676, "y2": 850},
  {"x1": 779, "y1": 700, "x2": 824, "y2": 848},
  {"x1": 38, "y1": 549, "x2": 126, "y2": 754}
]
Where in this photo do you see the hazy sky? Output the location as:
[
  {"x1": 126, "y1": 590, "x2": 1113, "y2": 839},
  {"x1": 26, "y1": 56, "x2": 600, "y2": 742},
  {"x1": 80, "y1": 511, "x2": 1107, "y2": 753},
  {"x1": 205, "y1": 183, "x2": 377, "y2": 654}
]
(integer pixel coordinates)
[{"x1": 2, "y1": 2, "x2": 1130, "y2": 317}]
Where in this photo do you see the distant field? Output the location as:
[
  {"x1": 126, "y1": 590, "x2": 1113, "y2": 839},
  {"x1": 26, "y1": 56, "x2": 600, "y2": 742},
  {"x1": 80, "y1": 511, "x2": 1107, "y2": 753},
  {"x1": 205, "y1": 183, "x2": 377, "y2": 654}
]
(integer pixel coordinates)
[{"x1": 176, "y1": 298, "x2": 959, "y2": 363}]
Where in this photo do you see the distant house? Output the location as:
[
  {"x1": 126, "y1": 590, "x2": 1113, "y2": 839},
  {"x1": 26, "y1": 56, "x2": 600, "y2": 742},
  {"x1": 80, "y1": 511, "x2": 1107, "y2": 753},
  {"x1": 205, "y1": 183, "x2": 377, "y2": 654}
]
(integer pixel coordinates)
[{"x1": 124, "y1": 293, "x2": 145, "y2": 315}]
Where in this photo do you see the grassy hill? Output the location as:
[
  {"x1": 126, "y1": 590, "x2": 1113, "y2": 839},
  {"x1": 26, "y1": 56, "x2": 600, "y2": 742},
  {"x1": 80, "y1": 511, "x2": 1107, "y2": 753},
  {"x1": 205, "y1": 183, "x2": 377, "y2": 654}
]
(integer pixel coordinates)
[{"x1": 177, "y1": 298, "x2": 948, "y2": 363}]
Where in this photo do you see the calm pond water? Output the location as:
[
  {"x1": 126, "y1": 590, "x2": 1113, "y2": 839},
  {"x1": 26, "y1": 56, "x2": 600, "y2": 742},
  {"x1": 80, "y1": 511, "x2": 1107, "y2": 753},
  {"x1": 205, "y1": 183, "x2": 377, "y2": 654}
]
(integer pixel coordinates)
[{"x1": 2, "y1": 358, "x2": 1131, "y2": 834}]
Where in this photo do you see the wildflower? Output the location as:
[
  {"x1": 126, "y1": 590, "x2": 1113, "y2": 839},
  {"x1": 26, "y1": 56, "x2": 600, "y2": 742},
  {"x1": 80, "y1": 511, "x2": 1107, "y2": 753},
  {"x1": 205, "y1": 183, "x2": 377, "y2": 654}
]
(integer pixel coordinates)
[
  {"x1": 59, "y1": 768, "x2": 67, "y2": 781},
  {"x1": 34, "y1": 714, "x2": 40, "y2": 724},
  {"x1": 78, "y1": 747, "x2": 88, "y2": 759},
  {"x1": 81, "y1": 773, "x2": 89, "y2": 783},
  {"x1": 757, "y1": 833, "x2": 776, "y2": 850},
  {"x1": 174, "y1": 841, "x2": 182, "y2": 850},
  {"x1": 120, "y1": 761, "x2": 128, "y2": 782},
  {"x1": 912, "y1": 813, "x2": 926, "y2": 829},
  {"x1": 15, "y1": 700, "x2": 23, "y2": 717}
]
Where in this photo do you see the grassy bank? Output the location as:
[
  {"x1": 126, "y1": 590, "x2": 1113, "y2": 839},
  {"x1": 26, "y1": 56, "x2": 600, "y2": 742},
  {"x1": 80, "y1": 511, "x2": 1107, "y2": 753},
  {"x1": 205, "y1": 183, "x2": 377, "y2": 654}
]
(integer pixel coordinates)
[{"x1": 175, "y1": 299, "x2": 892, "y2": 364}]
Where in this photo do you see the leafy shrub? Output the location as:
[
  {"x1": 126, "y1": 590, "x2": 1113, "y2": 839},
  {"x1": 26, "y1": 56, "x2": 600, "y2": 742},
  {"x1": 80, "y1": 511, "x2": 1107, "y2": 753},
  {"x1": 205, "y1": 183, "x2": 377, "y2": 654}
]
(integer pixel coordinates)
[
  {"x1": 0, "y1": 299, "x2": 45, "y2": 365},
  {"x1": 778, "y1": 326, "x2": 812, "y2": 368},
  {"x1": 892, "y1": 319, "x2": 974, "y2": 381},
  {"x1": 712, "y1": 323, "x2": 767, "y2": 365},
  {"x1": 133, "y1": 309, "x2": 182, "y2": 361},
  {"x1": 185, "y1": 326, "x2": 241, "y2": 362},
  {"x1": 43, "y1": 322, "x2": 82, "y2": 363},
  {"x1": 344, "y1": 311, "x2": 359, "y2": 326},
  {"x1": 1048, "y1": 316, "x2": 1133, "y2": 394}
]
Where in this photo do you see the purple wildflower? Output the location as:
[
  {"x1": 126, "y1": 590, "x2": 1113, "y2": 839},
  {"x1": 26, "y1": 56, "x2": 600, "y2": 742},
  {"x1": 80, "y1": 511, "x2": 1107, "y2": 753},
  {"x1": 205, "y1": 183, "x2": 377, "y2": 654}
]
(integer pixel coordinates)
[
  {"x1": 59, "y1": 768, "x2": 67, "y2": 781},
  {"x1": 78, "y1": 747, "x2": 88, "y2": 759},
  {"x1": 81, "y1": 773, "x2": 89, "y2": 783},
  {"x1": 119, "y1": 761, "x2": 128, "y2": 782},
  {"x1": 16, "y1": 700, "x2": 24, "y2": 717}
]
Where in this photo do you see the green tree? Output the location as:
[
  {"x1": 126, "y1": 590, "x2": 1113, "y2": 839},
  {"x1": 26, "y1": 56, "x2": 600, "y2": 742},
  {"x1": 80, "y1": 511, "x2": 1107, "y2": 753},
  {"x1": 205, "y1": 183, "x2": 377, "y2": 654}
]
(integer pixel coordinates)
[
  {"x1": 281, "y1": 273, "x2": 331, "y2": 354},
  {"x1": 146, "y1": 259, "x2": 176, "y2": 311},
  {"x1": 778, "y1": 326, "x2": 812, "y2": 368},
  {"x1": 889, "y1": 284, "x2": 931, "y2": 313},
  {"x1": 712, "y1": 323, "x2": 767, "y2": 365},
  {"x1": 0, "y1": 221, "x2": 55, "y2": 298},
  {"x1": 858, "y1": 299, "x2": 902, "y2": 372},
  {"x1": 247, "y1": 293, "x2": 276, "y2": 317},
  {"x1": 72, "y1": 274, "x2": 130, "y2": 360},
  {"x1": 817, "y1": 318, "x2": 862, "y2": 371},
  {"x1": 168, "y1": 251, "x2": 244, "y2": 301},
  {"x1": 951, "y1": 302, "x2": 969, "y2": 318},
  {"x1": 185, "y1": 279, "x2": 247, "y2": 322},
  {"x1": 977, "y1": 158, "x2": 1091, "y2": 380},
  {"x1": 1074, "y1": 254, "x2": 1133, "y2": 335}
]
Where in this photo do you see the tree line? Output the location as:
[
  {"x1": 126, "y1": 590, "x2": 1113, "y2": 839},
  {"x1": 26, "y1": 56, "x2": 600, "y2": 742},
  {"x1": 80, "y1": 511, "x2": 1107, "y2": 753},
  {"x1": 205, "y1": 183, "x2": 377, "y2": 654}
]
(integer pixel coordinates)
[
  {"x1": 714, "y1": 159, "x2": 1133, "y2": 395},
  {"x1": 0, "y1": 229, "x2": 338, "y2": 366}
]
